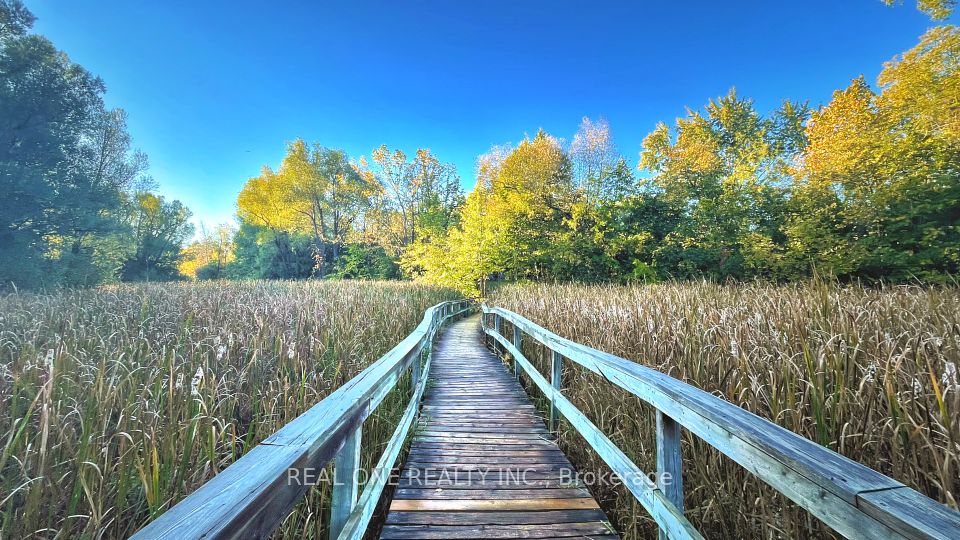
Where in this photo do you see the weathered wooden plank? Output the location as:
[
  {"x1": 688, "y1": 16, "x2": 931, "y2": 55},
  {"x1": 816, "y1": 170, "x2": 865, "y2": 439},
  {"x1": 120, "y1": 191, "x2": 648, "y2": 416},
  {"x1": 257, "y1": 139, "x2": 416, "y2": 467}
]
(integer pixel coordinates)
[
  {"x1": 385, "y1": 509, "x2": 607, "y2": 526},
  {"x1": 513, "y1": 324, "x2": 523, "y2": 381},
  {"x1": 858, "y1": 487, "x2": 960, "y2": 540},
  {"x1": 549, "y1": 350, "x2": 562, "y2": 433},
  {"x1": 408, "y1": 449, "x2": 564, "y2": 458},
  {"x1": 397, "y1": 479, "x2": 584, "y2": 490},
  {"x1": 394, "y1": 488, "x2": 592, "y2": 500},
  {"x1": 403, "y1": 473, "x2": 575, "y2": 484},
  {"x1": 411, "y1": 441, "x2": 556, "y2": 451},
  {"x1": 422, "y1": 400, "x2": 532, "y2": 407},
  {"x1": 534, "y1": 536, "x2": 619, "y2": 540},
  {"x1": 380, "y1": 522, "x2": 614, "y2": 539},
  {"x1": 420, "y1": 408, "x2": 538, "y2": 414},
  {"x1": 425, "y1": 393, "x2": 528, "y2": 400},
  {"x1": 413, "y1": 438, "x2": 556, "y2": 447},
  {"x1": 408, "y1": 447, "x2": 570, "y2": 463},
  {"x1": 423, "y1": 412, "x2": 541, "y2": 419},
  {"x1": 389, "y1": 498, "x2": 601, "y2": 512},
  {"x1": 421, "y1": 419, "x2": 546, "y2": 428},
  {"x1": 402, "y1": 467, "x2": 573, "y2": 478},
  {"x1": 416, "y1": 431, "x2": 551, "y2": 439},
  {"x1": 402, "y1": 465, "x2": 574, "y2": 476},
  {"x1": 406, "y1": 453, "x2": 569, "y2": 463},
  {"x1": 418, "y1": 426, "x2": 550, "y2": 435},
  {"x1": 493, "y1": 313, "x2": 502, "y2": 358}
]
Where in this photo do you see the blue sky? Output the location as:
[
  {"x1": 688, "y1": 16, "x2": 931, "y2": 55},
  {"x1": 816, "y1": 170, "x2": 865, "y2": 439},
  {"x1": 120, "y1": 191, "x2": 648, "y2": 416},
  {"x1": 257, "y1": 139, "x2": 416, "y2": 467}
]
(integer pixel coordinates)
[{"x1": 28, "y1": 1, "x2": 952, "y2": 231}]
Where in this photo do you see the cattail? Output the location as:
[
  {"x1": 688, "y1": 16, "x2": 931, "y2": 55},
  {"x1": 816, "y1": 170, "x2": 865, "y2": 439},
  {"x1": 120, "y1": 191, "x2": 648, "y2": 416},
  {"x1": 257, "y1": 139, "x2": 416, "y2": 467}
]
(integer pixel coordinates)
[
  {"x1": 943, "y1": 362, "x2": 958, "y2": 390},
  {"x1": 191, "y1": 366, "x2": 204, "y2": 396},
  {"x1": 44, "y1": 349, "x2": 54, "y2": 371}
]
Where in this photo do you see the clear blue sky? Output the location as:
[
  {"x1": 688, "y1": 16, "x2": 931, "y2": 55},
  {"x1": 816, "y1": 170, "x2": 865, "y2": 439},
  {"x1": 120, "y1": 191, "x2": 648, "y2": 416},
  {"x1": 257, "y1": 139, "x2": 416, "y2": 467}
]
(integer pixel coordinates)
[{"x1": 27, "y1": 0, "x2": 953, "y2": 231}]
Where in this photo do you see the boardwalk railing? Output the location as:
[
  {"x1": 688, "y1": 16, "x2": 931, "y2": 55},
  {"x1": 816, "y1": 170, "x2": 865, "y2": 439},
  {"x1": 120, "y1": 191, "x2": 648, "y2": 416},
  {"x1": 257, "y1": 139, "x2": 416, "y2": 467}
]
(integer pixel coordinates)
[
  {"x1": 481, "y1": 305, "x2": 960, "y2": 540},
  {"x1": 132, "y1": 300, "x2": 473, "y2": 540}
]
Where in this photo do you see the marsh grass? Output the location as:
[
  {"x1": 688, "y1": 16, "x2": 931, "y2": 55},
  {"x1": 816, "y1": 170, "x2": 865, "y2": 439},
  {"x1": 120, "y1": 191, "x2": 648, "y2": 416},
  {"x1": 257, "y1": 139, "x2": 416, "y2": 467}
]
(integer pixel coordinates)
[
  {"x1": 491, "y1": 280, "x2": 960, "y2": 539},
  {"x1": 0, "y1": 280, "x2": 457, "y2": 538}
]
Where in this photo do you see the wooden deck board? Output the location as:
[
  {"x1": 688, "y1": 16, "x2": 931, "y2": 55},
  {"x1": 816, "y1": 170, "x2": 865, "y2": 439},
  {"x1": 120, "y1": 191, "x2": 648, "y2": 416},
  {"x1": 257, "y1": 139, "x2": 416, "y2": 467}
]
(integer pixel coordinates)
[{"x1": 382, "y1": 315, "x2": 617, "y2": 539}]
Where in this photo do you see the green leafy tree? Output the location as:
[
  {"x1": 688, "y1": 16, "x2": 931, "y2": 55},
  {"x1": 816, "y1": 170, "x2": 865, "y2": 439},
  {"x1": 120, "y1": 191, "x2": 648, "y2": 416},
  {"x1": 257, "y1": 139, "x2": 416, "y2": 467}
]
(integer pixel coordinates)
[
  {"x1": 640, "y1": 90, "x2": 808, "y2": 279},
  {"x1": 179, "y1": 224, "x2": 235, "y2": 280},
  {"x1": 120, "y1": 193, "x2": 194, "y2": 281},
  {"x1": 489, "y1": 130, "x2": 576, "y2": 280},
  {"x1": 224, "y1": 220, "x2": 312, "y2": 280},
  {"x1": 330, "y1": 244, "x2": 399, "y2": 279},
  {"x1": 236, "y1": 166, "x2": 316, "y2": 278},
  {"x1": 362, "y1": 146, "x2": 463, "y2": 252},
  {"x1": 281, "y1": 139, "x2": 380, "y2": 273},
  {"x1": 0, "y1": 0, "x2": 148, "y2": 288}
]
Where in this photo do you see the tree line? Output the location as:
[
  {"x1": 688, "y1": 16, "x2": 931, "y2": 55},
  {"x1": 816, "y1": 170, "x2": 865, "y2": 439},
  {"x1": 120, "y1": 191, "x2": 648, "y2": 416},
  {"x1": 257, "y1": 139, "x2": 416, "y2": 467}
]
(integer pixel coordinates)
[
  {"x1": 176, "y1": 141, "x2": 465, "y2": 281},
  {"x1": 2, "y1": 0, "x2": 195, "y2": 289},
  {"x1": 405, "y1": 24, "x2": 960, "y2": 295},
  {"x1": 3, "y1": 0, "x2": 957, "y2": 293}
]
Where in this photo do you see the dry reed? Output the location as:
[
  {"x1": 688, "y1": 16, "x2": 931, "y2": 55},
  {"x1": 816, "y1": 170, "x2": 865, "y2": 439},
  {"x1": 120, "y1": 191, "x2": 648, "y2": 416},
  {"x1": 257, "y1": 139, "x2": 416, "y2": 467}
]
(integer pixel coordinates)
[
  {"x1": 0, "y1": 280, "x2": 457, "y2": 538},
  {"x1": 490, "y1": 280, "x2": 959, "y2": 539}
]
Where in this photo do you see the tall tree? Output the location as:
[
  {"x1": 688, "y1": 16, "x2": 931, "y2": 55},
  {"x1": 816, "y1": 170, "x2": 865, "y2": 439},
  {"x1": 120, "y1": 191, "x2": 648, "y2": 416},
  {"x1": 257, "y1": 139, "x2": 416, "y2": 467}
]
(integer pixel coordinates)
[
  {"x1": 179, "y1": 224, "x2": 236, "y2": 280},
  {"x1": 280, "y1": 139, "x2": 380, "y2": 274},
  {"x1": 492, "y1": 130, "x2": 576, "y2": 280},
  {"x1": 401, "y1": 151, "x2": 503, "y2": 296},
  {"x1": 640, "y1": 90, "x2": 808, "y2": 279},
  {"x1": 364, "y1": 145, "x2": 463, "y2": 250},
  {"x1": 570, "y1": 117, "x2": 632, "y2": 202},
  {"x1": 236, "y1": 166, "x2": 310, "y2": 277},
  {"x1": 0, "y1": 0, "x2": 139, "y2": 288},
  {"x1": 120, "y1": 193, "x2": 194, "y2": 281}
]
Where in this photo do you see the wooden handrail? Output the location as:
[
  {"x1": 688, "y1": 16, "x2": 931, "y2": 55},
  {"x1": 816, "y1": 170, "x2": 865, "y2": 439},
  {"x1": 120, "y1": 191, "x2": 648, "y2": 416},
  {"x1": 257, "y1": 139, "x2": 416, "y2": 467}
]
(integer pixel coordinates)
[
  {"x1": 481, "y1": 305, "x2": 960, "y2": 540},
  {"x1": 131, "y1": 300, "x2": 473, "y2": 540}
]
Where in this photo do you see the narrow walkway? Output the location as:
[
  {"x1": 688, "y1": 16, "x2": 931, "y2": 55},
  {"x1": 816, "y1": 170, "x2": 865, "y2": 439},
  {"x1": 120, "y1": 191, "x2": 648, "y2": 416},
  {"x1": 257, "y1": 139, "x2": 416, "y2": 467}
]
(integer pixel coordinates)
[{"x1": 381, "y1": 315, "x2": 617, "y2": 539}]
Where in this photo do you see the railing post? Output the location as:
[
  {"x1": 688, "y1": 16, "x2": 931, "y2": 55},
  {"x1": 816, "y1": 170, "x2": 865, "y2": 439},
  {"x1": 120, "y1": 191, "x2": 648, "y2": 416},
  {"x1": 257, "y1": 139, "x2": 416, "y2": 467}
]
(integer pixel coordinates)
[
  {"x1": 493, "y1": 314, "x2": 502, "y2": 355},
  {"x1": 512, "y1": 325, "x2": 522, "y2": 380},
  {"x1": 411, "y1": 348, "x2": 422, "y2": 390},
  {"x1": 330, "y1": 425, "x2": 362, "y2": 539},
  {"x1": 656, "y1": 410, "x2": 683, "y2": 540},
  {"x1": 549, "y1": 350, "x2": 562, "y2": 433}
]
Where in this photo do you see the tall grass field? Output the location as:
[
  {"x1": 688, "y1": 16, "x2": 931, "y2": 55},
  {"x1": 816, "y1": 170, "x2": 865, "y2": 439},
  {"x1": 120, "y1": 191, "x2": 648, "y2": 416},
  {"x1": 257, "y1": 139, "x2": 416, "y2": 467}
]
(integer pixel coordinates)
[
  {"x1": 3, "y1": 279, "x2": 958, "y2": 539},
  {"x1": 0, "y1": 281, "x2": 457, "y2": 538},
  {"x1": 489, "y1": 281, "x2": 959, "y2": 539}
]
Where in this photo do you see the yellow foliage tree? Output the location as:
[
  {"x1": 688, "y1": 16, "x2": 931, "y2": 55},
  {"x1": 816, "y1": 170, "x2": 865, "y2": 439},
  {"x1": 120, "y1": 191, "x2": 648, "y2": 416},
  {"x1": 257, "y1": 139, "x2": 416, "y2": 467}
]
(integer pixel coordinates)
[{"x1": 179, "y1": 224, "x2": 236, "y2": 279}]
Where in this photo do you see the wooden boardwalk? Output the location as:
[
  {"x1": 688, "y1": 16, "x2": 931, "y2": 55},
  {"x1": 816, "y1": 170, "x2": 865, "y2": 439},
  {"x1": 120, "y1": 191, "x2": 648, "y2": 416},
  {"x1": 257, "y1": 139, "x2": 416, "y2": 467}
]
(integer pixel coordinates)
[{"x1": 382, "y1": 315, "x2": 617, "y2": 540}]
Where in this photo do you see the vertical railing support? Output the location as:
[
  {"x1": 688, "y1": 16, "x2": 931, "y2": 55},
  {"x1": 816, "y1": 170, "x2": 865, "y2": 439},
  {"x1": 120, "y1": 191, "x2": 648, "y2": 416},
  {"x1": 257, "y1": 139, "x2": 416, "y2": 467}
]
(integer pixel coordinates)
[
  {"x1": 330, "y1": 425, "x2": 362, "y2": 539},
  {"x1": 512, "y1": 325, "x2": 522, "y2": 380},
  {"x1": 549, "y1": 350, "x2": 562, "y2": 433},
  {"x1": 411, "y1": 348, "x2": 422, "y2": 390},
  {"x1": 656, "y1": 410, "x2": 683, "y2": 540},
  {"x1": 493, "y1": 314, "x2": 502, "y2": 356},
  {"x1": 483, "y1": 312, "x2": 490, "y2": 347}
]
